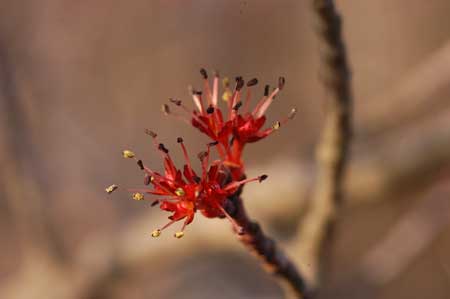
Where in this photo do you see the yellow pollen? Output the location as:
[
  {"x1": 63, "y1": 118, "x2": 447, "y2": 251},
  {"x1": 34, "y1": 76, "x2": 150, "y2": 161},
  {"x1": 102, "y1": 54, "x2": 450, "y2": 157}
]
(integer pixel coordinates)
[
  {"x1": 222, "y1": 77, "x2": 230, "y2": 88},
  {"x1": 151, "y1": 229, "x2": 161, "y2": 238},
  {"x1": 122, "y1": 150, "x2": 135, "y2": 158},
  {"x1": 174, "y1": 187, "x2": 185, "y2": 197},
  {"x1": 222, "y1": 90, "x2": 232, "y2": 102},
  {"x1": 132, "y1": 192, "x2": 144, "y2": 201},
  {"x1": 105, "y1": 184, "x2": 118, "y2": 194},
  {"x1": 174, "y1": 231, "x2": 184, "y2": 239},
  {"x1": 272, "y1": 121, "x2": 281, "y2": 130}
]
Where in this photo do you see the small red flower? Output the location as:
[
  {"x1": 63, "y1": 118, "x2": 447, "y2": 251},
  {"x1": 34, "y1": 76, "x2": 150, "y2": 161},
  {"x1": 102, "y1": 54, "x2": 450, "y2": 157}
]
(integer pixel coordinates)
[
  {"x1": 118, "y1": 130, "x2": 267, "y2": 238},
  {"x1": 165, "y1": 69, "x2": 296, "y2": 179}
]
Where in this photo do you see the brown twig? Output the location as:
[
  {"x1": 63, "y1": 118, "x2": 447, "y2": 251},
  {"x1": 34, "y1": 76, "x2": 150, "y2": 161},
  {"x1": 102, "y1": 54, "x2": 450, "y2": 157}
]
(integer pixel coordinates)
[
  {"x1": 292, "y1": 0, "x2": 353, "y2": 290},
  {"x1": 227, "y1": 194, "x2": 311, "y2": 299}
]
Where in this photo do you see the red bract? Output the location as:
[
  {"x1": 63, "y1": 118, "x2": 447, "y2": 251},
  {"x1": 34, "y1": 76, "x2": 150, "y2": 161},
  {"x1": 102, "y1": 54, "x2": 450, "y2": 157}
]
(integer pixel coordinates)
[
  {"x1": 119, "y1": 130, "x2": 267, "y2": 238},
  {"x1": 165, "y1": 69, "x2": 296, "y2": 179}
]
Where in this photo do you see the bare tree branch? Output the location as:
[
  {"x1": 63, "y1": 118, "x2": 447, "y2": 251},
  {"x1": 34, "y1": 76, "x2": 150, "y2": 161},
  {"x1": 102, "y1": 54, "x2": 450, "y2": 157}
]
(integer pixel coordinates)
[{"x1": 290, "y1": 0, "x2": 353, "y2": 291}]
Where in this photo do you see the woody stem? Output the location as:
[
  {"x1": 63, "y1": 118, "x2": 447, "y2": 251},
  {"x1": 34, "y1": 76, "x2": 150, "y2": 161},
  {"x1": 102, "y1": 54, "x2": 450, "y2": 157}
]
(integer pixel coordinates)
[{"x1": 227, "y1": 194, "x2": 311, "y2": 299}]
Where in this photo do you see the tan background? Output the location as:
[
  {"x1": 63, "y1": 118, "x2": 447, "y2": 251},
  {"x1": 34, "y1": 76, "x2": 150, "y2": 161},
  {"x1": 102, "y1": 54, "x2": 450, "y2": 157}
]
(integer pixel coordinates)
[{"x1": 1, "y1": 1, "x2": 450, "y2": 298}]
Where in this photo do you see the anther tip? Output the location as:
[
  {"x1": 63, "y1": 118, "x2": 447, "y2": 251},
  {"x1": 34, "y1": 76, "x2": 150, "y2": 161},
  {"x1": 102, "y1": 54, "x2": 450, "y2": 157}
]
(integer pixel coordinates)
[
  {"x1": 289, "y1": 108, "x2": 298, "y2": 120},
  {"x1": 151, "y1": 229, "x2": 161, "y2": 238},
  {"x1": 232, "y1": 101, "x2": 243, "y2": 111},
  {"x1": 200, "y1": 68, "x2": 208, "y2": 79},
  {"x1": 137, "y1": 159, "x2": 144, "y2": 170},
  {"x1": 158, "y1": 143, "x2": 169, "y2": 154},
  {"x1": 247, "y1": 78, "x2": 258, "y2": 87},
  {"x1": 162, "y1": 104, "x2": 171, "y2": 115},
  {"x1": 272, "y1": 121, "x2": 281, "y2": 130},
  {"x1": 206, "y1": 105, "x2": 215, "y2": 114},
  {"x1": 105, "y1": 184, "x2": 118, "y2": 194},
  {"x1": 259, "y1": 174, "x2": 268, "y2": 182},
  {"x1": 122, "y1": 150, "x2": 135, "y2": 159},
  {"x1": 145, "y1": 129, "x2": 157, "y2": 138},
  {"x1": 177, "y1": 137, "x2": 184, "y2": 143},
  {"x1": 169, "y1": 98, "x2": 182, "y2": 106},
  {"x1": 151, "y1": 200, "x2": 159, "y2": 207},
  {"x1": 264, "y1": 85, "x2": 270, "y2": 96},
  {"x1": 174, "y1": 187, "x2": 186, "y2": 197},
  {"x1": 278, "y1": 76, "x2": 286, "y2": 89},
  {"x1": 174, "y1": 231, "x2": 185, "y2": 239},
  {"x1": 235, "y1": 76, "x2": 244, "y2": 91},
  {"x1": 132, "y1": 192, "x2": 144, "y2": 201}
]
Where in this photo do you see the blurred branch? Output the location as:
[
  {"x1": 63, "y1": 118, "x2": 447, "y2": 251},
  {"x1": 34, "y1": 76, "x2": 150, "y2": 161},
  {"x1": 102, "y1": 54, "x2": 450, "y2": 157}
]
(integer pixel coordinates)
[
  {"x1": 359, "y1": 177, "x2": 450, "y2": 286},
  {"x1": 290, "y1": 0, "x2": 353, "y2": 291},
  {"x1": 0, "y1": 45, "x2": 66, "y2": 263},
  {"x1": 359, "y1": 40, "x2": 450, "y2": 136},
  {"x1": 327, "y1": 176, "x2": 450, "y2": 298}
]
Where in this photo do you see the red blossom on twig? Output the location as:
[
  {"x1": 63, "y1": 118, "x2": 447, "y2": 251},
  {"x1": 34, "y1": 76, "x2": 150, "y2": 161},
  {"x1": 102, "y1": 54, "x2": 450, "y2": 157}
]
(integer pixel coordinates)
[
  {"x1": 164, "y1": 69, "x2": 297, "y2": 179},
  {"x1": 112, "y1": 130, "x2": 266, "y2": 238}
]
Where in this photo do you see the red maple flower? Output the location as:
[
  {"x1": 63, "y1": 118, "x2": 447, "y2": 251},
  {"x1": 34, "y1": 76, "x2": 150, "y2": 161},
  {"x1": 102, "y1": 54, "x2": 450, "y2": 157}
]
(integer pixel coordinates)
[
  {"x1": 119, "y1": 130, "x2": 267, "y2": 238},
  {"x1": 165, "y1": 69, "x2": 296, "y2": 179}
]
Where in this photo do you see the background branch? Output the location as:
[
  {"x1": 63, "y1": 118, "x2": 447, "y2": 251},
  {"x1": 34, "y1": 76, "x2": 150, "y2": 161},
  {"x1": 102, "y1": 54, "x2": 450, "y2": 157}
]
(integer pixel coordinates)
[{"x1": 290, "y1": 0, "x2": 353, "y2": 290}]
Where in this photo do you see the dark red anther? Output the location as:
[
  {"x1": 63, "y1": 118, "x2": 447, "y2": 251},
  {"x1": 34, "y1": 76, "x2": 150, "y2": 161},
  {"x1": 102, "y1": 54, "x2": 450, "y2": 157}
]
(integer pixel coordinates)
[
  {"x1": 158, "y1": 143, "x2": 169, "y2": 154},
  {"x1": 264, "y1": 85, "x2": 270, "y2": 96},
  {"x1": 145, "y1": 129, "x2": 157, "y2": 138},
  {"x1": 258, "y1": 174, "x2": 268, "y2": 182},
  {"x1": 200, "y1": 68, "x2": 208, "y2": 79},
  {"x1": 278, "y1": 77, "x2": 285, "y2": 89},
  {"x1": 247, "y1": 78, "x2": 258, "y2": 87}
]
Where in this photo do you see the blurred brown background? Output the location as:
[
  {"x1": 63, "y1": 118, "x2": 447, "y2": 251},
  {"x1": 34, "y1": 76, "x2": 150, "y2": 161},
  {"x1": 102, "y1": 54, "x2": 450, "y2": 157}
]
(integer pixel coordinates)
[{"x1": 1, "y1": 1, "x2": 450, "y2": 298}]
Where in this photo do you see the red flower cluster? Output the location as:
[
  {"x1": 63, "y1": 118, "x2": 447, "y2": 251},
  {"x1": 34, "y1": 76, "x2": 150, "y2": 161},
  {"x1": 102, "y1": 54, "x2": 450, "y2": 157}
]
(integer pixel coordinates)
[
  {"x1": 118, "y1": 130, "x2": 266, "y2": 238},
  {"x1": 108, "y1": 69, "x2": 294, "y2": 238},
  {"x1": 164, "y1": 69, "x2": 296, "y2": 179}
]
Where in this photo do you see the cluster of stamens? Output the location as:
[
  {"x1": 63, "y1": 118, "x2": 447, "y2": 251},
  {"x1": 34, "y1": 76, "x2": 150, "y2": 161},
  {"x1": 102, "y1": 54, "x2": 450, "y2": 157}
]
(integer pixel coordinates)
[{"x1": 107, "y1": 69, "x2": 295, "y2": 239}]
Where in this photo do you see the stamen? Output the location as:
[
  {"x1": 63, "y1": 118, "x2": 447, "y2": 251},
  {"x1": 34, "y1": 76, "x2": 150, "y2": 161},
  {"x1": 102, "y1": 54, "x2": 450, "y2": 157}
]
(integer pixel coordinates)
[
  {"x1": 158, "y1": 143, "x2": 169, "y2": 154},
  {"x1": 132, "y1": 192, "x2": 144, "y2": 201},
  {"x1": 190, "y1": 86, "x2": 205, "y2": 114},
  {"x1": 144, "y1": 174, "x2": 153, "y2": 185},
  {"x1": 174, "y1": 231, "x2": 184, "y2": 239},
  {"x1": 233, "y1": 101, "x2": 243, "y2": 111},
  {"x1": 222, "y1": 77, "x2": 232, "y2": 102},
  {"x1": 278, "y1": 76, "x2": 286, "y2": 89},
  {"x1": 223, "y1": 175, "x2": 266, "y2": 191},
  {"x1": 247, "y1": 78, "x2": 258, "y2": 87},
  {"x1": 258, "y1": 174, "x2": 268, "y2": 182},
  {"x1": 200, "y1": 68, "x2": 208, "y2": 79},
  {"x1": 216, "y1": 204, "x2": 243, "y2": 234},
  {"x1": 105, "y1": 184, "x2": 118, "y2": 194},
  {"x1": 177, "y1": 137, "x2": 183, "y2": 143},
  {"x1": 151, "y1": 200, "x2": 159, "y2": 207},
  {"x1": 169, "y1": 98, "x2": 182, "y2": 106},
  {"x1": 235, "y1": 76, "x2": 244, "y2": 91},
  {"x1": 145, "y1": 129, "x2": 158, "y2": 138},
  {"x1": 288, "y1": 108, "x2": 297, "y2": 120},
  {"x1": 175, "y1": 187, "x2": 185, "y2": 197},
  {"x1": 253, "y1": 86, "x2": 281, "y2": 118},
  {"x1": 137, "y1": 160, "x2": 144, "y2": 170},
  {"x1": 122, "y1": 150, "x2": 135, "y2": 159},
  {"x1": 264, "y1": 85, "x2": 270, "y2": 96},
  {"x1": 206, "y1": 105, "x2": 215, "y2": 114},
  {"x1": 272, "y1": 121, "x2": 281, "y2": 130},
  {"x1": 212, "y1": 71, "x2": 219, "y2": 106},
  {"x1": 162, "y1": 104, "x2": 171, "y2": 115},
  {"x1": 151, "y1": 229, "x2": 161, "y2": 238}
]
